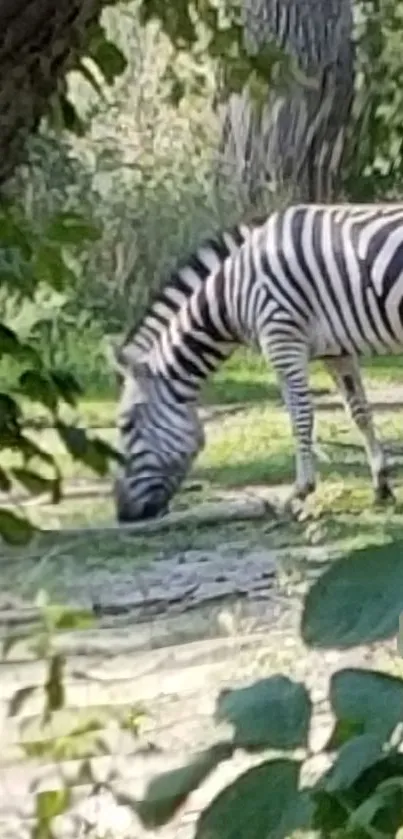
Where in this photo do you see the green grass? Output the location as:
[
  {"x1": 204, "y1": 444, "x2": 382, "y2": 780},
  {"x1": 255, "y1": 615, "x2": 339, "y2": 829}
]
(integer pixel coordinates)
[
  {"x1": 3, "y1": 390, "x2": 403, "y2": 567},
  {"x1": 2, "y1": 348, "x2": 403, "y2": 607},
  {"x1": 18, "y1": 348, "x2": 403, "y2": 431},
  {"x1": 202, "y1": 349, "x2": 403, "y2": 405}
]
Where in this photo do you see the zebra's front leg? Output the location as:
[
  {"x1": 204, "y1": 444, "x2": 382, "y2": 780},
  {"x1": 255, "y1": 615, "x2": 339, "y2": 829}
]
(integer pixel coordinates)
[
  {"x1": 272, "y1": 351, "x2": 316, "y2": 502},
  {"x1": 322, "y1": 355, "x2": 394, "y2": 504}
]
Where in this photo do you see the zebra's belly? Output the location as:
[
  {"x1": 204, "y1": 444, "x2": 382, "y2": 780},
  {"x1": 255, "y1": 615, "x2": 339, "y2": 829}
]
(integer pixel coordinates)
[{"x1": 309, "y1": 323, "x2": 401, "y2": 360}]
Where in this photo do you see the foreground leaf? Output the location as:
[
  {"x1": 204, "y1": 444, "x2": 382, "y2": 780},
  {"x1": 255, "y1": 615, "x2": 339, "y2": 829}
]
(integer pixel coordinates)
[
  {"x1": 314, "y1": 754, "x2": 403, "y2": 838},
  {"x1": 0, "y1": 393, "x2": 21, "y2": 433},
  {"x1": 301, "y1": 541, "x2": 403, "y2": 648},
  {"x1": 89, "y1": 38, "x2": 128, "y2": 84},
  {"x1": 325, "y1": 716, "x2": 367, "y2": 751},
  {"x1": 195, "y1": 759, "x2": 313, "y2": 839},
  {"x1": 50, "y1": 370, "x2": 83, "y2": 405},
  {"x1": 348, "y1": 776, "x2": 403, "y2": 834},
  {"x1": 35, "y1": 788, "x2": 70, "y2": 827},
  {"x1": 12, "y1": 467, "x2": 61, "y2": 501},
  {"x1": 0, "y1": 467, "x2": 11, "y2": 492},
  {"x1": 136, "y1": 742, "x2": 234, "y2": 828},
  {"x1": 18, "y1": 370, "x2": 57, "y2": 412},
  {"x1": 2, "y1": 632, "x2": 26, "y2": 659},
  {"x1": 0, "y1": 324, "x2": 20, "y2": 356},
  {"x1": 42, "y1": 604, "x2": 96, "y2": 632},
  {"x1": 329, "y1": 668, "x2": 403, "y2": 743},
  {"x1": 56, "y1": 421, "x2": 120, "y2": 475},
  {"x1": 18, "y1": 434, "x2": 56, "y2": 468},
  {"x1": 323, "y1": 734, "x2": 384, "y2": 792},
  {"x1": 44, "y1": 653, "x2": 65, "y2": 715},
  {"x1": 215, "y1": 676, "x2": 312, "y2": 750},
  {"x1": 8, "y1": 685, "x2": 37, "y2": 717},
  {"x1": 0, "y1": 509, "x2": 35, "y2": 545}
]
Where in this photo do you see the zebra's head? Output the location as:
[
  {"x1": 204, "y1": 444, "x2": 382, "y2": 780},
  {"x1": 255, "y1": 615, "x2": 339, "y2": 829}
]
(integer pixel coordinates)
[{"x1": 112, "y1": 343, "x2": 205, "y2": 522}]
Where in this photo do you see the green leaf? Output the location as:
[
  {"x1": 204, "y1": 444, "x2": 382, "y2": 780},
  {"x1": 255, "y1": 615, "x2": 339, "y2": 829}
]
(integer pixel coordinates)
[
  {"x1": 0, "y1": 324, "x2": 20, "y2": 354},
  {"x1": 328, "y1": 668, "x2": 403, "y2": 743},
  {"x1": 0, "y1": 323, "x2": 43, "y2": 369},
  {"x1": 0, "y1": 393, "x2": 21, "y2": 431},
  {"x1": 17, "y1": 435, "x2": 56, "y2": 468},
  {"x1": 346, "y1": 755, "x2": 403, "y2": 837},
  {"x1": 347, "y1": 788, "x2": 392, "y2": 834},
  {"x1": 8, "y1": 685, "x2": 37, "y2": 717},
  {"x1": 45, "y1": 212, "x2": 101, "y2": 246},
  {"x1": 78, "y1": 57, "x2": 106, "y2": 98},
  {"x1": 45, "y1": 653, "x2": 65, "y2": 715},
  {"x1": 50, "y1": 369, "x2": 83, "y2": 405},
  {"x1": 311, "y1": 789, "x2": 348, "y2": 836},
  {"x1": 56, "y1": 421, "x2": 120, "y2": 474},
  {"x1": 136, "y1": 742, "x2": 234, "y2": 828},
  {"x1": 32, "y1": 242, "x2": 77, "y2": 291},
  {"x1": 55, "y1": 609, "x2": 95, "y2": 631},
  {"x1": 215, "y1": 676, "x2": 312, "y2": 751},
  {"x1": 323, "y1": 734, "x2": 384, "y2": 793},
  {"x1": 301, "y1": 541, "x2": 403, "y2": 649},
  {"x1": 2, "y1": 632, "x2": 25, "y2": 659},
  {"x1": 0, "y1": 509, "x2": 35, "y2": 545},
  {"x1": 89, "y1": 38, "x2": 128, "y2": 84},
  {"x1": 58, "y1": 95, "x2": 87, "y2": 135},
  {"x1": 12, "y1": 468, "x2": 61, "y2": 501},
  {"x1": 0, "y1": 324, "x2": 41, "y2": 366},
  {"x1": 195, "y1": 759, "x2": 313, "y2": 839},
  {"x1": 35, "y1": 788, "x2": 70, "y2": 823},
  {"x1": 18, "y1": 370, "x2": 57, "y2": 412},
  {"x1": 325, "y1": 717, "x2": 366, "y2": 751},
  {"x1": 347, "y1": 774, "x2": 403, "y2": 835},
  {"x1": 0, "y1": 467, "x2": 11, "y2": 492},
  {"x1": 43, "y1": 605, "x2": 95, "y2": 632}
]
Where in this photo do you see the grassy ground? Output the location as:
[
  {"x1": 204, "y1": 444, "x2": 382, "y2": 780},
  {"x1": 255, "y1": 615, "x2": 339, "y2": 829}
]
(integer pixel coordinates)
[
  {"x1": 1, "y1": 349, "x2": 403, "y2": 790},
  {"x1": 1, "y1": 348, "x2": 403, "y2": 604},
  {"x1": 20, "y1": 348, "x2": 403, "y2": 429}
]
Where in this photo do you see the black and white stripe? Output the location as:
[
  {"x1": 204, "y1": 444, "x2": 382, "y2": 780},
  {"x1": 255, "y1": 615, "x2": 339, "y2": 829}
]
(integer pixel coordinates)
[
  {"x1": 113, "y1": 222, "x2": 254, "y2": 520},
  {"x1": 113, "y1": 203, "x2": 403, "y2": 521}
]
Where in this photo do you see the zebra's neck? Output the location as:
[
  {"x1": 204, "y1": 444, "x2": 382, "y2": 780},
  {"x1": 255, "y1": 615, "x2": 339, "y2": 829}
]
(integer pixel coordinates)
[
  {"x1": 128, "y1": 223, "x2": 253, "y2": 360},
  {"x1": 148, "y1": 260, "x2": 243, "y2": 403}
]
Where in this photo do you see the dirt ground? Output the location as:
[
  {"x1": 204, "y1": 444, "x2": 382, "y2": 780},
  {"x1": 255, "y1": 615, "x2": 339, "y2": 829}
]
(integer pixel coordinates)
[
  {"x1": 0, "y1": 385, "x2": 402, "y2": 837},
  {"x1": 0, "y1": 531, "x2": 398, "y2": 839}
]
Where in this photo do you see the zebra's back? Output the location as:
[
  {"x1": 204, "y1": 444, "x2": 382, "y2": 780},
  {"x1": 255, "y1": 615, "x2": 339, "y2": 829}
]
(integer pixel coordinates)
[{"x1": 246, "y1": 203, "x2": 403, "y2": 359}]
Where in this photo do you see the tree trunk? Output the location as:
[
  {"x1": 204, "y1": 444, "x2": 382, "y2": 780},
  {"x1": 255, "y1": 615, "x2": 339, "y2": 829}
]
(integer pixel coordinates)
[
  {"x1": 216, "y1": 0, "x2": 355, "y2": 210},
  {"x1": 0, "y1": 0, "x2": 103, "y2": 186}
]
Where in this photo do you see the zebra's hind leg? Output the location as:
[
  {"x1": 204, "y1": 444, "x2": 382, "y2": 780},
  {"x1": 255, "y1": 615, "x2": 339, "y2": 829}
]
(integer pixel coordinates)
[
  {"x1": 270, "y1": 346, "x2": 317, "y2": 502},
  {"x1": 322, "y1": 355, "x2": 395, "y2": 504}
]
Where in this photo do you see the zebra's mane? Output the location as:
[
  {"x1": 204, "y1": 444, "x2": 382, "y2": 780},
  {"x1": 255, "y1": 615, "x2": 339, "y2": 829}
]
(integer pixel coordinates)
[{"x1": 120, "y1": 222, "x2": 255, "y2": 360}]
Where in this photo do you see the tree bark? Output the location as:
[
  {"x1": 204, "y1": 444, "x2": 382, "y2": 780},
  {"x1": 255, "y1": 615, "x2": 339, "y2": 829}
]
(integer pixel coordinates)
[
  {"x1": 216, "y1": 0, "x2": 355, "y2": 209},
  {"x1": 0, "y1": 0, "x2": 103, "y2": 186}
]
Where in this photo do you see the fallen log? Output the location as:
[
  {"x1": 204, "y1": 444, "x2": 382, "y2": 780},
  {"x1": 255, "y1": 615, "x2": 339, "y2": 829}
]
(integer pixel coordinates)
[{"x1": 52, "y1": 497, "x2": 276, "y2": 538}]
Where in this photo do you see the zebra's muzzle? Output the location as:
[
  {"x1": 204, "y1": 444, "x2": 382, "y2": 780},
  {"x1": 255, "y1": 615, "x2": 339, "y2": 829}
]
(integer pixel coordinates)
[{"x1": 114, "y1": 476, "x2": 170, "y2": 523}]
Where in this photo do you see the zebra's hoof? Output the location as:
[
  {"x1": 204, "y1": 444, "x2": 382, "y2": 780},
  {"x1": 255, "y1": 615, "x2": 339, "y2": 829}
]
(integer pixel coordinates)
[
  {"x1": 291, "y1": 481, "x2": 316, "y2": 502},
  {"x1": 283, "y1": 481, "x2": 316, "y2": 517}
]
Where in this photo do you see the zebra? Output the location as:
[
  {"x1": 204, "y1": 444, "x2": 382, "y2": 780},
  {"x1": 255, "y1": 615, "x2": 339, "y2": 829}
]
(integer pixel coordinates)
[
  {"x1": 112, "y1": 203, "x2": 403, "y2": 522},
  {"x1": 112, "y1": 221, "x2": 254, "y2": 519}
]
